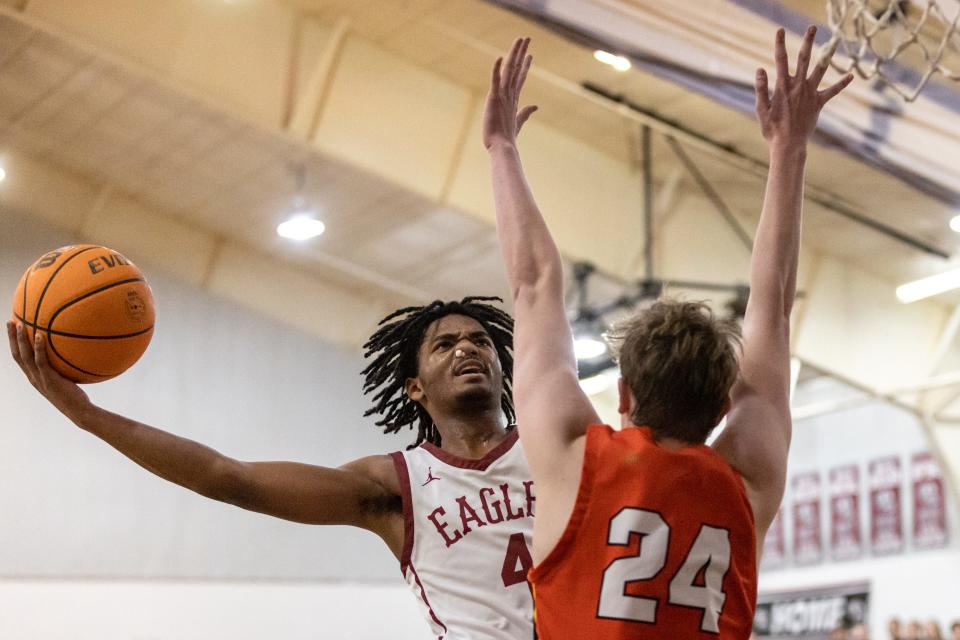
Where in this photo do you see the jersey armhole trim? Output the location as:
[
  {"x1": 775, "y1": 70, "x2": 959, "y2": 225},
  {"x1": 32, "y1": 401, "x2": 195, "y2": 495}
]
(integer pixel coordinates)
[
  {"x1": 527, "y1": 424, "x2": 607, "y2": 583},
  {"x1": 390, "y1": 451, "x2": 415, "y2": 574}
]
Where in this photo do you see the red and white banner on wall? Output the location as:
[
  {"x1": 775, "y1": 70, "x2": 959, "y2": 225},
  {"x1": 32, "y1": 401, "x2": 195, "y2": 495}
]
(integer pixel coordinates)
[
  {"x1": 868, "y1": 457, "x2": 903, "y2": 554},
  {"x1": 829, "y1": 465, "x2": 862, "y2": 560},
  {"x1": 762, "y1": 508, "x2": 787, "y2": 569},
  {"x1": 912, "y1": 452, "x2": 949, "y2": 549},
  {"x1": 792, "y1": 472, "x2": 822, "y2": 565}
]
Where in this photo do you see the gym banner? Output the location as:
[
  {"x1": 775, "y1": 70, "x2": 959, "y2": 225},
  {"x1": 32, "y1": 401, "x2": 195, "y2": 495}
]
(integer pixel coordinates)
[
  {"x1": 869, "y1": 456, "x2": 903, "y2": 554},
  {"x1": 753, "y1": 582, "x2": 870, "y2": 639},
  {"x1": 912, "y1": 452, "x2": 949, "y2": 549},
  {"x1": 762, "y1": 508, "x2": 787, "y2": 569},
  {"x1": 792, "y1": 472, "x2": 822, "y2": 565},
  {"x1": 829, "y1": 465, "x2": 862, "y2": 561}
]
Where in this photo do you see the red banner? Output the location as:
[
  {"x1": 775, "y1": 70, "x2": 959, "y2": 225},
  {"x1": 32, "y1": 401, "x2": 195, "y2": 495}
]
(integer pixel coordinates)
[
  {"x1": 869, "y1": 457, "x2": 903, "y2": 554},
  {"x1": 792, "y1": 472, "x2": 822, "y2": 565},
  {"x1": 761, "y1": 508, "x2": 786, "y2": 569},
  {"x1": 912, "y1": 452, "x2": 949, "y2": 549},
  {"x1": 829, "y1": 465, "x2": 862, "y2": 560}
]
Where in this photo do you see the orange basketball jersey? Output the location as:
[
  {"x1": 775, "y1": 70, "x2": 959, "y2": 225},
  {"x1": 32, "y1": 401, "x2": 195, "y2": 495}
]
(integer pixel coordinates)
[{"x1": 528, "y1": 425, "x2": 757, "y2": 639}]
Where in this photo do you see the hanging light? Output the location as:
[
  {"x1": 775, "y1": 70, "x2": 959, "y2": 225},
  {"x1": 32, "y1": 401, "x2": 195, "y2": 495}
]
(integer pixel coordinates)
[
  {"x1": 277, "y1": 215, "x2": 325, "y2": 241},
  {"x1": 574, "y1": 335, "x2": 607, "y2": 360},
  {"x1": 572, "y1": 310, "x2": 609, "y2": 362},
  {"x1": 579, "y1": 369, "x2": 619, "y2": 395},
  {"x1": 277, "y1": 164, "x2": 325, "y2": 242},
  {"x1": 949, "y1": 214, "x2": 960, "y2": 233}
]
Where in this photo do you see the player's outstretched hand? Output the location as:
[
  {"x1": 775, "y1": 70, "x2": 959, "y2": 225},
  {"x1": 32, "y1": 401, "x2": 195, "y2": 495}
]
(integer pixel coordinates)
[
  {"x1": 483, "y1": 37, "x2": 538, "y2": 151},
  {"x1": 755, "y1": 26, "x2": 853, "y2": 146},
  {"x1": 7, "y1": 321, "x2": 91, "y2": 418}
]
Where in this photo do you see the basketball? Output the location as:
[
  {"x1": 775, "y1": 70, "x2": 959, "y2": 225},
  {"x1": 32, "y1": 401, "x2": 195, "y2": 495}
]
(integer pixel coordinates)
[{"x1": 11, "y1": 244, "x2": 155, "y2": 384}]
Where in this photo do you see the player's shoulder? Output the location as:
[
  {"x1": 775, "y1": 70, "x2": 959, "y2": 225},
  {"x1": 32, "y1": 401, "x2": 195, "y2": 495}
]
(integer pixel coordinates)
[
  {"x1": 583, "y1": 423, "x2": 616, "y2": 446},
  {"x1": 682, "y1": 444, "x2": 748, "y2": 489},
  {"x1": 339, "y1": 454, "x2": 401, "y2": 496}
]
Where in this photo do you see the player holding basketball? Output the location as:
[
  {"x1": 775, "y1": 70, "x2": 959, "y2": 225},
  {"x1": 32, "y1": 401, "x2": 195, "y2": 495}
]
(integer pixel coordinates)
[
  {"x1": 7, "y1": 296, "x2": 535, "y2": 638},
  {"x1": 484, "y1": 29, "x2": 852, "y2": 638}
]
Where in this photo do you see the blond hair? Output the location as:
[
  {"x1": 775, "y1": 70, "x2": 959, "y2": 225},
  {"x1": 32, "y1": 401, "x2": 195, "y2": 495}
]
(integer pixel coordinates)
[{"x1": 606, "y1": 299, "x2": 741, "y2": 443}]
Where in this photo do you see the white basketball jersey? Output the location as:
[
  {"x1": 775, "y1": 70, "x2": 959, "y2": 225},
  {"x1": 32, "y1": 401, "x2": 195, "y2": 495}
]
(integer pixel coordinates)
[{"x1": 390, "y1": 428, "x2": 535, "y2": 639}]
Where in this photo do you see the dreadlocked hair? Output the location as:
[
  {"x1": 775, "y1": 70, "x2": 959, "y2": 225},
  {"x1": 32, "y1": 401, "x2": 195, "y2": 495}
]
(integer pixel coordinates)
[{"x1": 361, "y1": 296, "x2": 515, "y2": 450}]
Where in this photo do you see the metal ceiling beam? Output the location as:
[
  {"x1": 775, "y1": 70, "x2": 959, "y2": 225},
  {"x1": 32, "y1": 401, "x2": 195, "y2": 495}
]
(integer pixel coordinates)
[
  {"x1": 792, "y1": 361, "x2": 960, "y2": 423},
  {"x1": 642, "y1": 124, "x2": 654, "y2": 279},
  {"x1": 582, "y1": 82, "x2": 949, "y2": 259},
  {"x1": 286, "y1": 15, "x2": 350, "y2": 142},
  {"x1": 666, "y1": 136, "x2": 754, "y2": 253},
  {"x1": 426, "y1": 19, "x2": 948, "y2": 259}
]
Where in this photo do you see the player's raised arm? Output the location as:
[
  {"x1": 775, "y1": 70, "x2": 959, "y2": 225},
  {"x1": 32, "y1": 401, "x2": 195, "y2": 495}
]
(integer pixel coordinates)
[
  {"x1": 483, "y1": 38, "x2": 599, "y2": 476},
  {"x1": 712, "y1": 27, "x2": 852, "y2": 534},
  {"x1": 6, "y1": 321, "x2": 401, "y2": 541}
]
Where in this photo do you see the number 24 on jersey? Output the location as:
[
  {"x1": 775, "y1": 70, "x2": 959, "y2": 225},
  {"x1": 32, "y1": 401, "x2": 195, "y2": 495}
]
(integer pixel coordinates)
[{"x1": 598, "y1": 508, "x2": 732, "y2": 633}]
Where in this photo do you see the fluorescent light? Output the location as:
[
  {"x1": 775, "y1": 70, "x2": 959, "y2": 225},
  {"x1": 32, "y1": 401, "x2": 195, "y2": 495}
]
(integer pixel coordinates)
[
  {"x1": 0, "y1": 167, "x2": 6, "y2": 182},
  {"x1": 950, "y1": 215, "x2": 960, "y2": 233},
  {"x1": 579, "y1": 369, "x2": 619, "y2": 396},
  {"x1": 896, "y1": 267, "x2": 960, "y2": 303},
  {"x1": 574, "y1": 336, "x2": 607, "y2": 360},
  {"x1": 277, "y1": 216, "x2": 325, "y2": 241},
  {"x1": 593, "y1": 50, "x2": 631, "y2": 71}
]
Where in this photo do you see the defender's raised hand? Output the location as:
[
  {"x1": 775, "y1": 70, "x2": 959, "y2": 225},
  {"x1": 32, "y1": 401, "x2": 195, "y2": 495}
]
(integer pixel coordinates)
[
  {"x1": 483, "y1": 37, "x2": 537, "y2": 150},
  {"x1": 755, "y1": 27, "x2": 853, "y2": 144}
]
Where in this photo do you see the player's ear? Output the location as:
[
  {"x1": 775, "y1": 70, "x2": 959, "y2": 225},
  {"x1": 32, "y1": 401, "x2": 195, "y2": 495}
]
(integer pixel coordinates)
[
  {"x1": 617, "y1": 377, "x2": 633, "y2": 416},
  {"x1": 405, "y1": 377, "x2": 425, "y2": 403},
  {"x1": 718, "y1": 395, "x2": 732, "y2": 422}
]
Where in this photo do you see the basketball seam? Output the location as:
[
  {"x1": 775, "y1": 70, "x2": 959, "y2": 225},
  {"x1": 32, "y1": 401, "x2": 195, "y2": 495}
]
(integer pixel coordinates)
[
  {"x1": 30, "y1": 246, "x2": 99, "y2": 327},
  {"x1": 43, "y1": 348, "x2": 111, "y2": 379},
  {"x1": 47, "y1": 340, "x2": 109, "y2": 378},
  {"x1": 12, "y1": 312, "x2": 153, "y2": 340},
  {"x1": 21, "y1": 269, "x2": 28, "y2": 324},
  {"x1": 44, "y1": 277, "x2": 150, "y2": 378},
  {"x1": 46, "y1": 277, "x2": 147, "y2": 324}
]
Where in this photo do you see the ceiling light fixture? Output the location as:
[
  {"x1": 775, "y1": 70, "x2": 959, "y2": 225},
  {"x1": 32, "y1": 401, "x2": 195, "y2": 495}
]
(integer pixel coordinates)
[
  {"x1": 277, "y1": 215, "x2": 325, "y2": 241},
  {"x1": 896, "y1": 267, "x2": 960, "y2": 303},
  {"x1": 579, "y1": 369, "x2": 619, "y2": 396},
  {"x1": 0, "y1": 167, "x2": 6, "y2": 182},
  {"x1": 574, "y1": 335, "x2": 607, "y2": 360},
  {"x1": 277, "y1": 164, "x2": 325, "y2": 241},
  {"x1": 950, "y1": 214, "x2": 960, "y2": 233},
  {"x1": 593, "y1": 50, "x2": 631, "y2": 72}
]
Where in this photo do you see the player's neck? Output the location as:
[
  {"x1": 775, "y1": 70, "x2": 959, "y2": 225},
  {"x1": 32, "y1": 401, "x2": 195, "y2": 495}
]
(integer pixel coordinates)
[
  {"x1": 652, "y1": 435, "x2": 693, "y2": 452},
  {"x1": 621, "y1": 421, "x2": 694, "y2": 452},
  {"x1": 434, "y1": 410, "x2": 509, "y2": 459}
]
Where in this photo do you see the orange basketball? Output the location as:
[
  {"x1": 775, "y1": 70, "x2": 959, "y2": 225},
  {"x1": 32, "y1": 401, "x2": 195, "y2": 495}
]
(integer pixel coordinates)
[{"x1": 11, "y1": 244, "x2": 155, "y2": 384}]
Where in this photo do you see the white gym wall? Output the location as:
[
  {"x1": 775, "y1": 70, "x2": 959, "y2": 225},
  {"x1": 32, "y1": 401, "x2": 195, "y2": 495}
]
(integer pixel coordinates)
[{"x1": 0, "y1": 209, "x2": 430, "y2": 639}]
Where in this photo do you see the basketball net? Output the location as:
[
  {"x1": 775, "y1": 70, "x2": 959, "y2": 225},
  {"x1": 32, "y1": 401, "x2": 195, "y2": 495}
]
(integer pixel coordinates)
[{"x1": 823, "y1": 0, "x2": 960, "y2": 100}]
